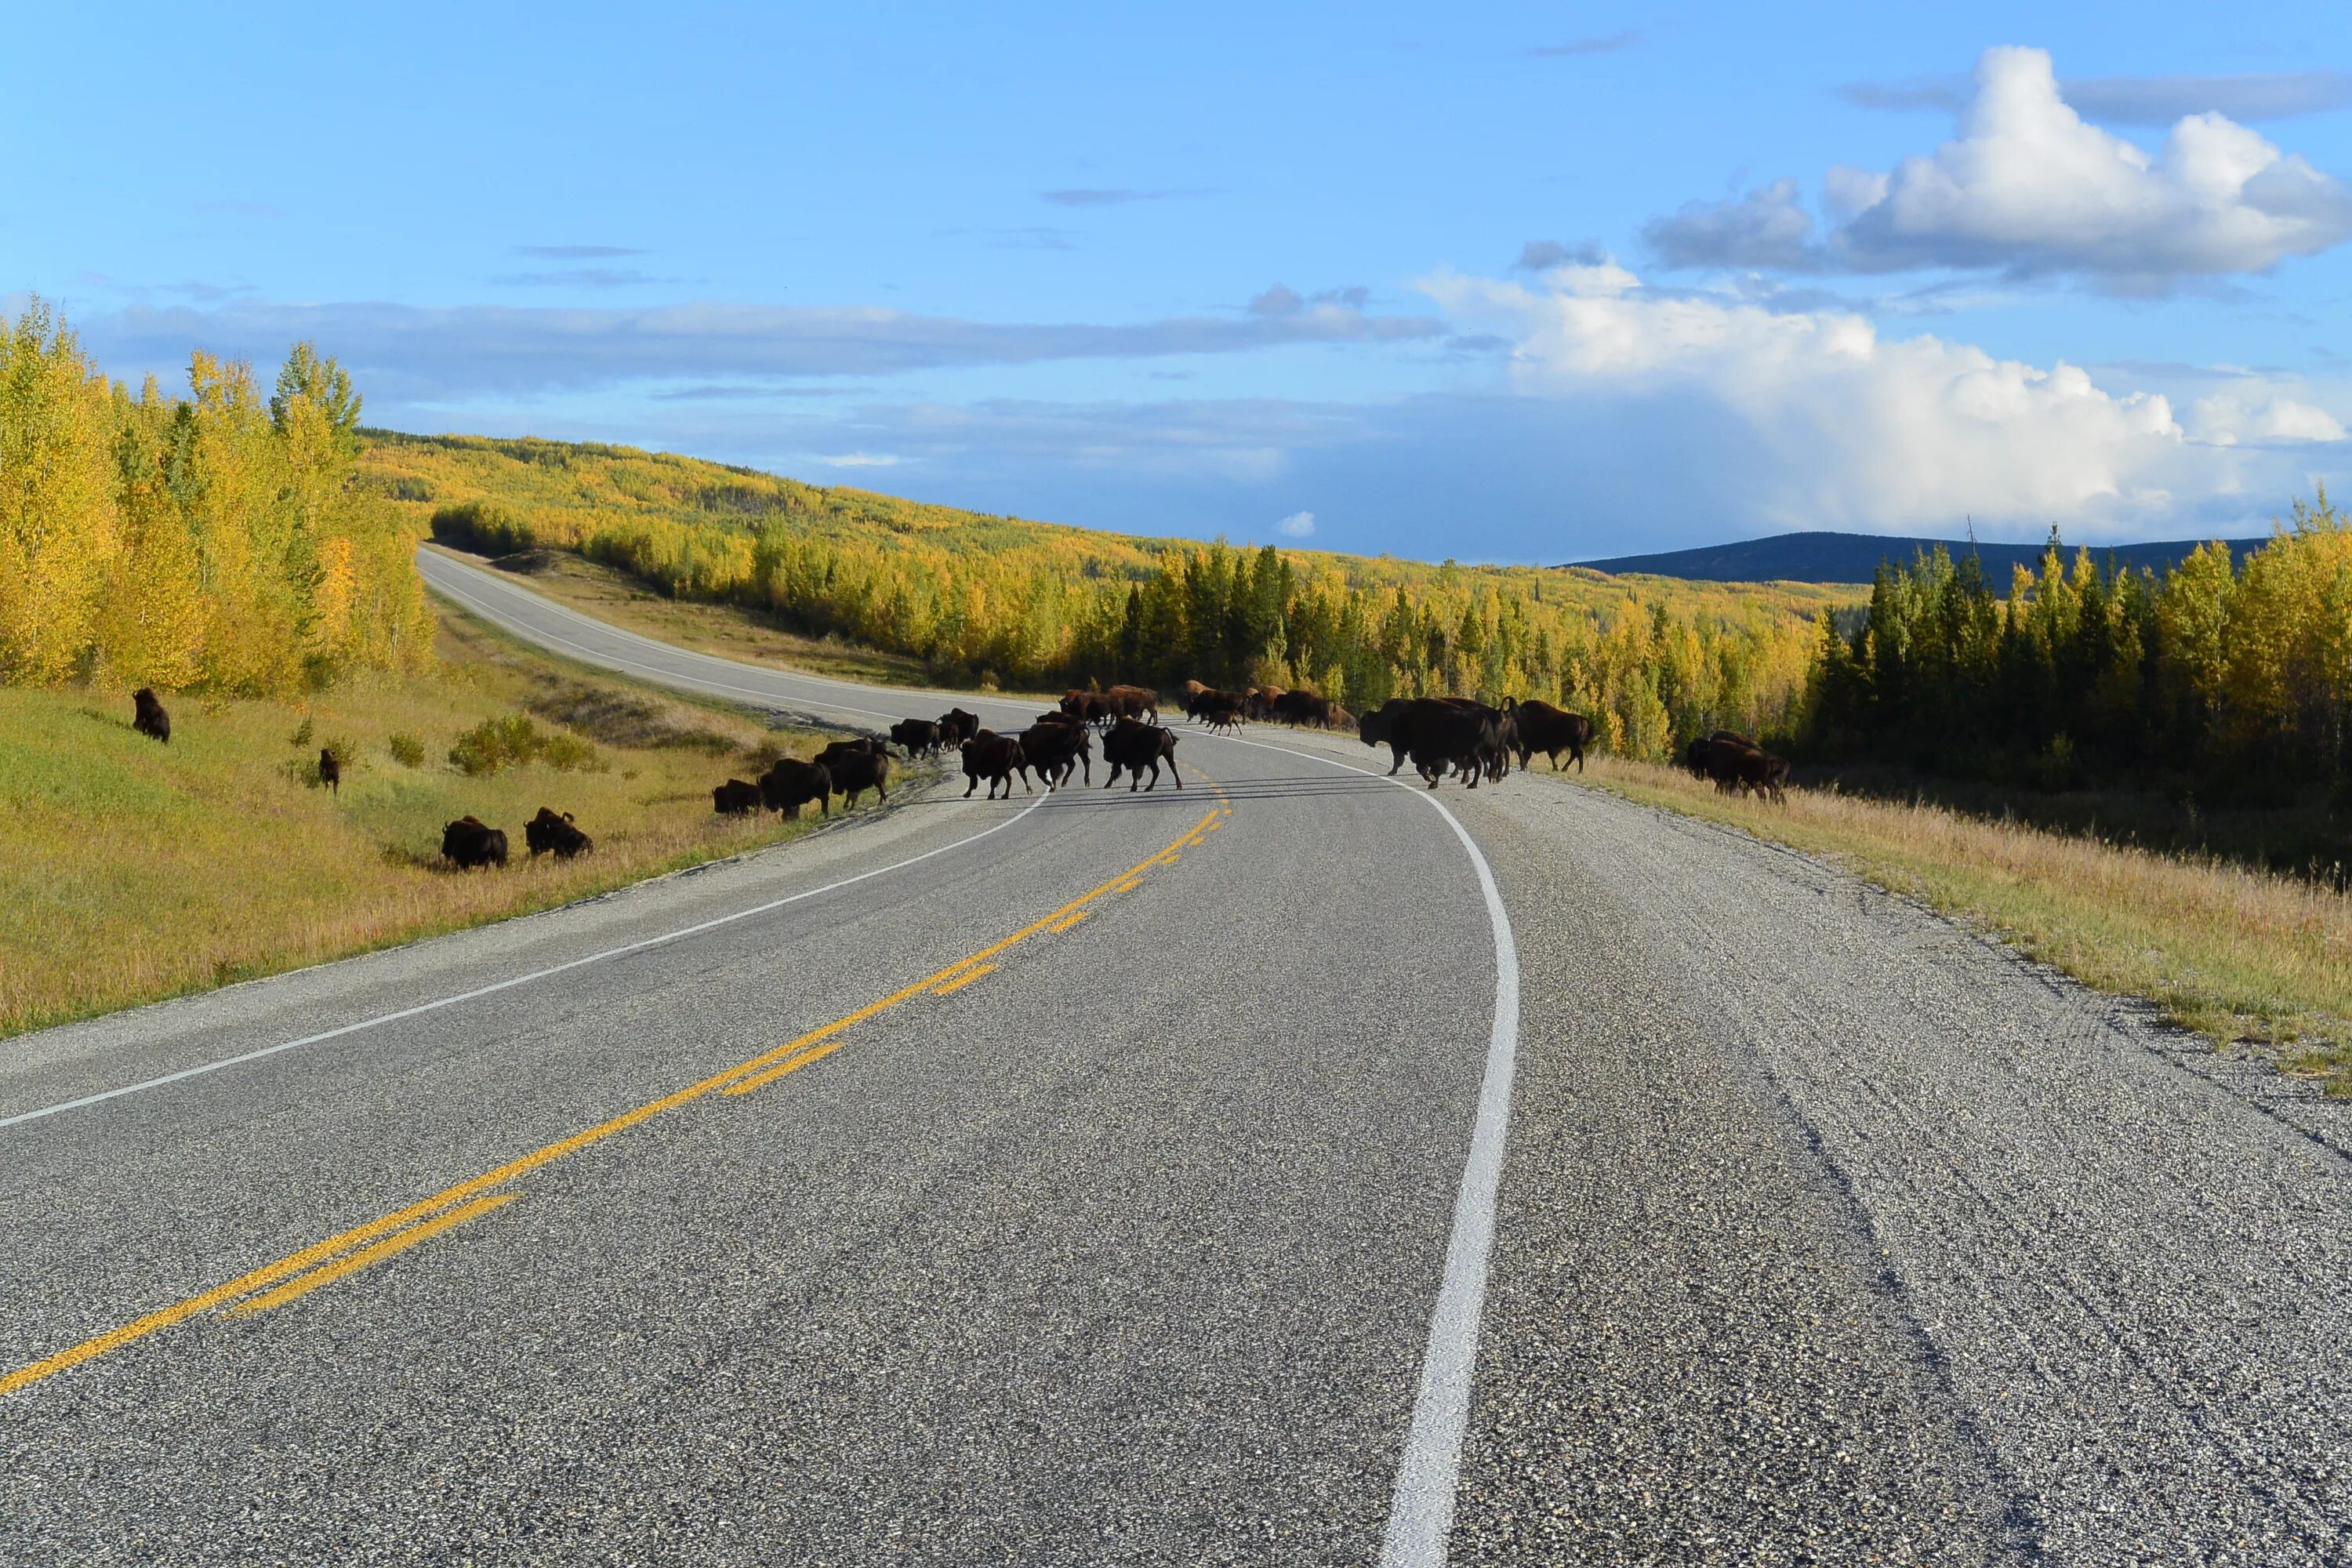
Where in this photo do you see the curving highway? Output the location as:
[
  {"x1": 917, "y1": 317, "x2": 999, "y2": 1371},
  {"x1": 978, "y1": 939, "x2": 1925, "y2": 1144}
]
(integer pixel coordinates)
[{"x1": 2, "y1": 548, "x2": 2347, "y2": 1564}]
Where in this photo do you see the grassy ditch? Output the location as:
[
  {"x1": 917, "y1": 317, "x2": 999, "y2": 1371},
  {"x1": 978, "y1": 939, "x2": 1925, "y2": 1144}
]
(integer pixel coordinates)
[
  {"x1": 0, "y1": 609, "x2": 874, "y2": 1040},
  {"x1": 1575, "y1": 756, "x2": 2352, "y2": 1094}
]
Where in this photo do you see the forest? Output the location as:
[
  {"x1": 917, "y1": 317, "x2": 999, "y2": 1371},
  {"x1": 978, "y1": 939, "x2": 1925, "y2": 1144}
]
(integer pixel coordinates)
[
  {"x1": 0, "y1": 301, "x2": 433, "y2": 695},
  {"x1": 1805, "y1": 502, "x2": 2352, "y2": 800},
  {"x1": 373, "y1": 431, "x2": 1841, "y2": 764}
]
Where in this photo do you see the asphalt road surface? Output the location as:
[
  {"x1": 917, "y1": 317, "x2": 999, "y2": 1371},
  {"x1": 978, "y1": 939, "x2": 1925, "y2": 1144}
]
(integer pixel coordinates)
[{"x1": 2, "y1": 548, "x2": 2345, "y2": 1565}]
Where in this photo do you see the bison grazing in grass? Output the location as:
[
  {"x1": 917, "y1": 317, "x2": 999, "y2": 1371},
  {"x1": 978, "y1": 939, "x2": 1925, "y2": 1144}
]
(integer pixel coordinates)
[
  {"x1": 962, "y1": 731, "x2": 1029, "y2": 799},
  {"x1": 713, "y1": 779, "x2": 763, "y2": 815},
  {"x1": 758, "y1": 759, "x2": 833, "y2": 818},
  {"x1": 1503, "y1": 698, "x2": 1592, "y2": 772},
  {"x1": 318, "y1": 747, "x2": 341, "y2": 794},
  {"x1": 1102, "y1": 717, "x2": 1183, "y2": 792},
  {"x1": 132, "y1": 688, "x2": 170, "y2": 743},
  {"x1": 1687, "y1": 733, "x2": 1789, "y2": 803},
  {"x1": 441, "y1": 815, "x2": 508, "y2": 869},
  {"x1": 525, "y1": 807, "x2": 592, "y2": 858}
]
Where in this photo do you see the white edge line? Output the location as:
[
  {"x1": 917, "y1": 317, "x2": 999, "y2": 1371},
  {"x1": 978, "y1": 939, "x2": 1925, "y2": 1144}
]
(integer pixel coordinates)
[
  {"x1": 1200, "y1": 727, "x2": 1518, "y2": 1566},
  {"x1": 0, "y1": 790, "x2": 1053, "y2": 1133}
]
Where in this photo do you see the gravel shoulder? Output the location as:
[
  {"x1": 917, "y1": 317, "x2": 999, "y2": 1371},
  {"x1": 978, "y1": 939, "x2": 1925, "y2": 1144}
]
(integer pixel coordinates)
[{"x1": 1446, "y1": 770, "x2": 2352, "y2": 1564}]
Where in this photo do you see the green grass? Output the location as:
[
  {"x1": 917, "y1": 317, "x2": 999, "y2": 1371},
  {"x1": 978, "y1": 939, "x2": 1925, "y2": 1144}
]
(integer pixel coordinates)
[
  {"x1": 0, "y1": 608, "x2": 888, "y2": 1040},
  {"x1": 1575, "y1": 756, "x2": 2352, "y2": 1094}
]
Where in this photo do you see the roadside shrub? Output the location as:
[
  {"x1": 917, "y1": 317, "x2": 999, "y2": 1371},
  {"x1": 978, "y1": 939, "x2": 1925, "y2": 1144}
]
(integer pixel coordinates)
[
  {"x1": 447, "y1": 713, "x2": 602, "y2": 776},
  {"x1": 388, "y1": 732, "x2": 426, "y2": 768},
  {"x1": 290, "y1": 716, "x2": 314, "y2": 747}
]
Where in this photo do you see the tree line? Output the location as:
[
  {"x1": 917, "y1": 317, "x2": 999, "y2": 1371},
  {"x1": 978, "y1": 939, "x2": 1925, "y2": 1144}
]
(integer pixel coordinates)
[
  {"x1": 0, "y1": 300, "x2": 433, "y2": 694},
  {"x1": 1804, "y1": 500, "x2": 2352, "y2": 796}
]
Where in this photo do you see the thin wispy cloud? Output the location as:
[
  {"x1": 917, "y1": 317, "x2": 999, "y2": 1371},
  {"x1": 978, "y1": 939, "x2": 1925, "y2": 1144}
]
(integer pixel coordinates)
[
  {"x1": 492, "y1": 268, "x2": 672, "y2": 289},
  {"x1": 1838, "y1": 67, "x2": 2352, "y2": 124},
  {"x1": 1528, "y1": 31, "x2": 1641, "y2": 59},
  {"x1": 514, "y1": 245, "x2": 645, "y2": 259},
  {"x1": 1040, "y1": 187, "x2": 1210, "y2": 207}
]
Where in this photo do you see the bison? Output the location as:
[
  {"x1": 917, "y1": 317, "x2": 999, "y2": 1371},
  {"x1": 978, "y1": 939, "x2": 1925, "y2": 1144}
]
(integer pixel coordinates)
[
  {"x1": 1102, "y1": 717, "x2": 1183, "y2": 792},
  {"x1": 938, "y1": 707, "x2": 982, "y2": 746},
  {"x1": 1058, "y1": 689, "x2": 1112, "y2": 726},
  {"x1": 318, "y1": 747, "x2": 341, "y2": 795},
  {"x1": 713, "y1": 779, "x2": 763, "y2": 815},
  {"x1": 441, "y1": 815, "x2": 508, "y2": 869},
  {"x1": 1105, "y1": 684, "x2": 1160, "y2": 724},
  {"x1": 1686, "y1": 735, "x2": 1788, "y2": 802},
  {"x1": 1502, "y1": 698, "x2": 1592, "y2": 772},
  {"x1": 1022, "y1": 717, "x2": 1093, "y2": 789},
  {"x1": 524, "y1": 806, "x2": 593, "y2": 858},
  {"x1": 1193, "y1": 691, "x2": 1246, "y2": 734},
  {"x1": 826, "y1": 746, "x2": 891, "y2": 807},
  {"x1": 1270, "y1": 688, "x2": 1334, "y2": 728},
  {"x1": 132, "y1": 688, "x2": 170, "y2": 743},
  {"x1": 1360, "y1": 698, "x2": 1499, "y2": 788},
  {"x1": 759, "y1": 758, "x2": 833, "y2": 818},
  {"x1": 962, "y1": 731, "x2": 1029, "y2": 799},
  {"x1": 890, "y1": 717, "x2": 944, "y2": 757}
]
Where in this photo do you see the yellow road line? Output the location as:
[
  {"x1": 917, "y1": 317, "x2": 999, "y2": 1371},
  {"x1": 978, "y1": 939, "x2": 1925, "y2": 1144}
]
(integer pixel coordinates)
[
  {"x1": 927, "y1": 964, "x2": 995, "y2": 996},
  {"x1": 227, "y1": 1193, "x2": 519, "y2": 1317},
  {"x1": 1044, "y1": 910, "x2": 1091, "y2": 934},
  {"x1": 2, "y1": 789, "x2": 1227, "y2": 1397}
]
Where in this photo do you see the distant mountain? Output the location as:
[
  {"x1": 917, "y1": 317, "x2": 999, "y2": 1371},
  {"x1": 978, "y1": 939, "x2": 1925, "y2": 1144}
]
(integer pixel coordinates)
[{"x1": 1571, "y1": 530, "x2": 2270, "y2": 585}]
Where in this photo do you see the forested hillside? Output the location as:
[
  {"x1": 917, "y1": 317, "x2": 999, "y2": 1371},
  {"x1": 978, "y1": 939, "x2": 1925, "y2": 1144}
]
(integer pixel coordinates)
[
  {"x1": 363, "y1": 430, "x2": 1850, "y2": 760},
  {"x1": 0, "y1": 301, "x2": 432, "y2": 694},
  {"x1": 1806, "y1": 502, "x2": 2352, "y2": 798}
]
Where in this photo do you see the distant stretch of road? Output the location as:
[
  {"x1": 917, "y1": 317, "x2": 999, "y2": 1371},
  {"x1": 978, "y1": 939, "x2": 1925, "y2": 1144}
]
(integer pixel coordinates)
[{"x1": 2, "y1": 547, "x2": 2344, "y2": 1564}]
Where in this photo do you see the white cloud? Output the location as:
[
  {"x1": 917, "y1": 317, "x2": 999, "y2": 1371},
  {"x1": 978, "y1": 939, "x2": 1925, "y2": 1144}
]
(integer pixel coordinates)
[
  {"x1": 1276, "y1": 510, "x2": 1316, "y2": 537},
  {"x1": 815, "y1": 452, "x2": 902, "y2": 467},
  {"x1": 1658, "y1": 47, "x2": 2352, "y2": 288},
  {"x1": 2187, "y1": 390, "x2": 2347, "y2": 446},
  {"x1": 1422, "y1": 262, "x2": 2347, "y2": 534}
]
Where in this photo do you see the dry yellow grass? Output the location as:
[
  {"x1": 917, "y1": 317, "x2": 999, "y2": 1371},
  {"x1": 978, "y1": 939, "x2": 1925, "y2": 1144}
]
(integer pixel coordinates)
[
  {"x1": 1578, "y1": 755, "x2": 2352, "y2": 1092},
  {"x1": 0, "y1": 608, "x2": 890, "y2": 1040}
]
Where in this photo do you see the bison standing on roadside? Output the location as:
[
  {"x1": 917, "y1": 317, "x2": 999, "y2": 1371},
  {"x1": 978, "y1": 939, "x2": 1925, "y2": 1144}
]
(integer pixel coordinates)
[
  {"x1": 890, "y1": 717, "x2": 944, "y2": 757},
  {"x1": 1503, "y1": 699, "x2": 1592, "y2": 772},
  {"x1": 1102, "y1": 717, "x2": 1183, "y2": 792},
  {"x1": 1686, "y1": 733, "x2": 1788, "y2": 802},
  {"x1": 1359, "y1": 698, "x2": 1498, "y2": 788},
  {"x1": 758, "y1": 759, "x2": 833, "y2": 818},
  {"x1": 963, "y1": 731, "x2": 1029, "y2": 799},
  {"x1": 441, "y1": 815, "x2": 508, "y2": 869},
  {"x1": 525, "y1": 806, "x2": 592, "y2": 858},
  {"x1": 826, "y1": 746, "x2": 891, "y2": 807},
  {"x1": 713, "y1": 779, "x2": 763, "y2": 815},
  {"x1": 132, "y1": 688, "x2": 171, "y2": 743}
]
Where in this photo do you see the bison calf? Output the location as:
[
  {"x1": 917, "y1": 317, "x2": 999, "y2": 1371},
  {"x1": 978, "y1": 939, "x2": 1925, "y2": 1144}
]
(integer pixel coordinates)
[
  {"x1": 132, "y1": 688, "x2": 171, "y2": 743},
  {"x1": 713, "y1": 779, "x2": 763, "y2": 815}
]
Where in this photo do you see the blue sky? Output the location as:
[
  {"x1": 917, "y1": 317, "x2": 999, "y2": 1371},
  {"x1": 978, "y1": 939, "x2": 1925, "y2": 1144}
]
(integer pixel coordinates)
[{"x1": 9, "y1": 2, "x2": 2352, "y2": 560}]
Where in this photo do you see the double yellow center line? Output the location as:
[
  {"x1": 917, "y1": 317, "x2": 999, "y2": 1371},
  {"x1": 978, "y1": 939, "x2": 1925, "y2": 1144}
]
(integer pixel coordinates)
[{"x1": 2, "y1": 789, "x2": 1235, "y2": 1397}]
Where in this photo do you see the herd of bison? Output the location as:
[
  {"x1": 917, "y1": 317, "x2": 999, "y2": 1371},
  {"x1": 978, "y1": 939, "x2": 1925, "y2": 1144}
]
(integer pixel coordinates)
[{"x1": 120, "y1": 677, "x2": 1793, "y2": 874}]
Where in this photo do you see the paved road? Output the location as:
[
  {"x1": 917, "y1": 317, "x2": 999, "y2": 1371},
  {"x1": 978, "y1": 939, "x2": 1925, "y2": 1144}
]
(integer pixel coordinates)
[{"x1": 3, "y1": 549, "x2": 2347, "y2": 1564}]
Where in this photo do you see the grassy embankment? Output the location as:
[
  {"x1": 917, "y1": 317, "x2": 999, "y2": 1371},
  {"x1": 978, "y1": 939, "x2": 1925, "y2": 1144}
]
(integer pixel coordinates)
[
  {"x1": 1577, "y1": 757, "x2": 2352, "y2": 1094},
  {"x1": 0, "y1": 608, "x2": 876, "y2": 1040}
]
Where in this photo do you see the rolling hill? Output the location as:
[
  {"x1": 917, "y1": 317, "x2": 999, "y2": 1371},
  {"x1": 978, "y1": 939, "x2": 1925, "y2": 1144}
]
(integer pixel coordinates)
[{"x1": 1573, "y1": 530, "x2": 2272, "y2": 585}]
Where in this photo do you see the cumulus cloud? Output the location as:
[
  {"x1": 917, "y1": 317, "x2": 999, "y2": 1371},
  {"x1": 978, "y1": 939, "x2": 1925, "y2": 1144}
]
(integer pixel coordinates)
[
  {"x1": 71, "y1": 296, "x2": 1443, "y2": 399},
  {"x1": 2187, "y1": 388, "x2": 2348, "y2": 445},
  {"x1": 1276, "y1": 510, "x2": 1316, "y2": 537},
  {"x1": 1514, "y1": 239, "x2": 1608, "y2": 270},
  {"x1": 1668, "y1": 47, "x2": 2352, "y2": 288},
  {"x1": 1422, "y1": 260, "x2": 2347, "y2": 534}
]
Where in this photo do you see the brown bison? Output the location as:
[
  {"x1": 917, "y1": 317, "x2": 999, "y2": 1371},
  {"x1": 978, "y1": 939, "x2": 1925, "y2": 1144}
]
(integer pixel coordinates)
[
  {"x1": 441, "y1": 815, "x2": 508, "y2": 869},
  {"x1": 1360, "y1": 698, "x2": 1500, "y2": 788},
  {"x1": 318, "y1": 747, "x2": 341, "y2": 795},
  {"x1": 1270, "y1": 688, "x2": 1334, "y2": 728},
  {"x1": 1193, "y1": 691, "x2": 1246, "y2": 734},
  {"x1": 713, "y1": 779, "x2": 763, "y2": 815},
  {"x1": 1022, "y1": 717, "x2": 1092, "y2": 789},
  {"x1": 938, "y1": 707, "x2": 982, "y2": 746},
  {"x1": 524, "y1": 807, "x2": 592, "y2": 858},
  {"x1": 132, "y1": 688, "x2": 170, "y2": 743},
  {"x1": 1502, "y1": 698, "x2": 1592, "y2": 772},
  {"x1": 963, "y1": 731, "x2": 1029, "y2": 799},
  {"x1": 1243, "y1": 685, "x2": 1285, "y2": 722},
  {"x1": 826, "y1": 746, "x2": 891, "y2": 807},
  {"x1": 759, "y1": 759, "x2": 833, "y2": 818},
  {"x1": 1058, "y1": 689, "x2": 1113, "y2": 726},
  {"x1": 1687, "y1": 734, "x2": 1788, "y2": 802},
  {"x1": 890, "y1": 717, "x2": 945, "y2": 757},
  {"x1": 1102, "y1": 717, "x2": 1183, "y2": 792},
  {"x1": 1105, "y1": 684, "x2": 1160, "y2": 724}
]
